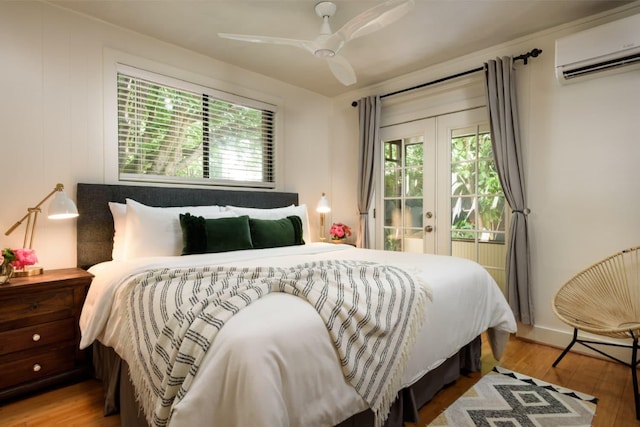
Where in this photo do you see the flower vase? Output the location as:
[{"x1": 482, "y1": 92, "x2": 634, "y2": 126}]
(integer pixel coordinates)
[
  {"x1": 0, "y1": 263, "x2": 14, "y2": 285},
  {"x1": 331, "y1": 238, "x2": 346, "y2": 244}
]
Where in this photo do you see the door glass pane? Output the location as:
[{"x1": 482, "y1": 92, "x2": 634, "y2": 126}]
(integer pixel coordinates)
[
  {"x1": 451, "y1": 128, "x2": 477, "y2": 161},
  {"x1": 385, "y1": 140, "x2": 401, "y2": 162},
  {"x1": 451, "y1": 196, "x2": 474, "y2": 230},
  {"x1": 384, "y1": 228, "x2": 402, "y2": 251},
  {"x1": 478, "y1": 160, "x2": 500, "y2": 194},
  {"x1": 385, "y1": 168, "x2": 401, "y2": 197},
  {"x1": 451, "y1": 161, "x2": 475, "y2": 196},
  {"x1": 405, "y1": 142, "x2": 423, "y2": 167},
  {"x1": 477, "y1": 196, "x2": 506, "y2": 233},
  {"x1": 384, "y1": 199, "x2": 401, "y2": 227},
  {"x1": 404, "y1": 199, "x2": 423, "y2": 228},
  {"x1": 405, "y1": 168, "x2": 423, "y2": 197}
]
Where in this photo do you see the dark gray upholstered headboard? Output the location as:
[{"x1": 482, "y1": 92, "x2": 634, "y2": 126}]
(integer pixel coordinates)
[{"x1": 76, "y1": 183, "x2": 299, "y2": 269}]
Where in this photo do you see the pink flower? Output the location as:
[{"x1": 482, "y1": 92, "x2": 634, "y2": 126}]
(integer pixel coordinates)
[
  {"x1": 12, "y1": 248, "x2": 38, "y2": 269},
  {"x1": 329, "y1": 223, "x2": 352, "y2": 240}
]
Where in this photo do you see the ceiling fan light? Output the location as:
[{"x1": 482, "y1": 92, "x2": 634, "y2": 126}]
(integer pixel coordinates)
[{"x1": 314, "y1": 48, "x2": 335, "y2": 58}]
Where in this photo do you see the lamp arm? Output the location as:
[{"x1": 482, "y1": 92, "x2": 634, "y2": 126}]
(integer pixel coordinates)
[
  {"x1": 4, "y1": 213, "x2": 31, "y2": 236},
  {"x1": 4, "y1": 184, "x2": 64, "y2": 236}
]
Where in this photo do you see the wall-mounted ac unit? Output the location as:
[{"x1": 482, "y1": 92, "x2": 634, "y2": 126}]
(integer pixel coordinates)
[{"x1": 555, "y1": 13, "x2": 640, "y2": 84}]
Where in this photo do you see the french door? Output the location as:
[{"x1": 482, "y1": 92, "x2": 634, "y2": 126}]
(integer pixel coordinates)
[
  {"x1": 378, "y1": 107, "x2": 507, "y2": 289},
  {"x1": 379, "y1": 118, "x2": 436, "y2": 253}
]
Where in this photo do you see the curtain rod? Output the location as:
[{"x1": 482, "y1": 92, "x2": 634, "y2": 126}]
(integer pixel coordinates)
[{"x1": 351, "y1": 48, "x2": 542, "y2": 107}]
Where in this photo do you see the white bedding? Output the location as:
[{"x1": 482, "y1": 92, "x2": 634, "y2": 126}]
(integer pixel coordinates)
[{"x1": 79, "y1": 243, "x2": 516, "y2": 427}]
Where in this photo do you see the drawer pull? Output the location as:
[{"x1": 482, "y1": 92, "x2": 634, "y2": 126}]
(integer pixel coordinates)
[
  {"x1": 33, "y1": 364, "x2": 42, "y2": 372},
  {"x1": 32, "y1": 333, "x2": 41, "y2": 342},
  {"x1": 31, "y1": 302, "x2": 39, "y2": 310}
]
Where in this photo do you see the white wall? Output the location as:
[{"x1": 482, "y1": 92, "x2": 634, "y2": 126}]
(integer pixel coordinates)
[
  {"x1": 330, "y1": 3, "x2": 640, "y2": 350},
  {"x1": 519, "y1": 9, "x2": 640, "y2": 349},
  {"x1": 0, "y1": 1, "x2": 332, "y2": 268}
]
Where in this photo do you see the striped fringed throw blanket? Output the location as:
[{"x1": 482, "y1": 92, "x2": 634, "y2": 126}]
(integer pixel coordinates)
[{"x1": 123, "y1": 260, "x2": 430, "y2": 427}]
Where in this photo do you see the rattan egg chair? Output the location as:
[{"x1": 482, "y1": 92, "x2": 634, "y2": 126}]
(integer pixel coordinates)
[{"x1": 552, "y1": 246, "x2": 640, "y2": 419}]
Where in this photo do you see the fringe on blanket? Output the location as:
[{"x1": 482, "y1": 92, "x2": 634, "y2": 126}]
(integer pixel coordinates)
[{"x1": 373, "y1": 283, "x2": 427, "y2": 427}]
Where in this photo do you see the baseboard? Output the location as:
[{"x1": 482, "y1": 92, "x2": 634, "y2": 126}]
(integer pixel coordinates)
[{"x1": 515, "y1": 324, "x2": 635, "y2": 364}]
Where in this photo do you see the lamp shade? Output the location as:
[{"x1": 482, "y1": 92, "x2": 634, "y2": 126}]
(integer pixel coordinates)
[
  {"x1": 48, "y1": 190, "x2": 79, "y2": 219},
  {"x1": 316, "y1": 193, "x2": 331, "y2": 213}
]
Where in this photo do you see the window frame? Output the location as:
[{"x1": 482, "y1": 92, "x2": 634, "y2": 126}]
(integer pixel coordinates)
[{"x1": 104, "y1": 49, "x2": 283, "y2": 190}]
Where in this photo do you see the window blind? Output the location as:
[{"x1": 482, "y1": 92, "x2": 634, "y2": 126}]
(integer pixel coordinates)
[{"x1": 116, "y1": 65, "x2": 276, "y2": 188}]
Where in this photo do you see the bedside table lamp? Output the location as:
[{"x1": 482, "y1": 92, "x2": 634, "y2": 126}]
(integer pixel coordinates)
[
  {"x1": 316, "y1": 192, "x2": 331, "y2": 242},
  {"x1": 4, "y1": 183, "x2": 79, "y2": 276}
]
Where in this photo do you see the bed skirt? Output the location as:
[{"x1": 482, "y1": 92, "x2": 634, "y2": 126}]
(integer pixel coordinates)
[{"x1": 93, "y1": 335, "x2": 481, "y2": 427}]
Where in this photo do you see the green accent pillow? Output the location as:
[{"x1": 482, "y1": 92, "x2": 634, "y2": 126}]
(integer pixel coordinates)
[
  {"x1": 179, "y1": 213, "x2": 253, "y2": 255},
  {"x1": 249, "y1": 215, "x2": 305, "y2": 249},
  {"x1": 179, "y1": 213, "x2": 207, "y2": 255}
]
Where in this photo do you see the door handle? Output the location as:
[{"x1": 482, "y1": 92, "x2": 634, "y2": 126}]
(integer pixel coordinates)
[{"x1": 424, "y1": 225, "x2": 433, "y2": 232}]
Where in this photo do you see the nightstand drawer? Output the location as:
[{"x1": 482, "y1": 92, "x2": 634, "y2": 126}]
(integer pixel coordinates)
[
  {"x1": 0, "y1": 318, "x2": 75, "y2": 356},
  {"x1": 0, "y1": 346, "x2": 76, "y2": 389},
  {"x1": 0, "y1": 289, "x2": 74, "y2": 324}
]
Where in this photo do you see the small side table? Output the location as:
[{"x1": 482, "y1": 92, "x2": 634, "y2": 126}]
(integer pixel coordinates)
[{"x1": 0, "y1": 268, "x2": 93, "y2": 401}]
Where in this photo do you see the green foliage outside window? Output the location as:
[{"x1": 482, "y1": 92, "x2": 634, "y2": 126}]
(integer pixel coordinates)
[
  {"x1": 451, "y1": 132, "x2": 505, "y2": 241},
  {"x1": 117, "y1": 72, "x2": 274, "y2": 187},
  {"x1": 118, "y1": 78, "x2": 204, "y2": 177}
]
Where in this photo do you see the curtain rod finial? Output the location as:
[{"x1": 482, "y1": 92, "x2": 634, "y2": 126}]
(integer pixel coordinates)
[
  {"x1": 530, "y1": 48, "x2": 542, "y2": 57},
  {"x1": 351, "y1": 100, "x2": 358, "y2": 107},
  {"x1": 514, "y1": 48, "x2": 542, "y2": 65}
]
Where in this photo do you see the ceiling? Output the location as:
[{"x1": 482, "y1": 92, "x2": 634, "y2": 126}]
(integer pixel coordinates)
[{"x1": 48, "y1": 0, "x2": 633, "y2": 97}]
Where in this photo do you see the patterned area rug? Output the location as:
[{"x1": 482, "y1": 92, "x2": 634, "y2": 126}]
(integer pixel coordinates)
[{"x1": 427, "y1": 366, "x2": 597, "y2": 426}]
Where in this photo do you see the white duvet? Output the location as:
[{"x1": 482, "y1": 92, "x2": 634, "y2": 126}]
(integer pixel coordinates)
[{"x1": 79, "y1": 243, "x2": 516, "y2": 427}]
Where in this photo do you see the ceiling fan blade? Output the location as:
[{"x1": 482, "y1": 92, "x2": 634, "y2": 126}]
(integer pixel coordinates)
[
  {"x1": 335, "y1": 0, "x2": 414, "y2": 43},
  {"x1": 327, "y1": 55, "x2": 356, "y2": 86},
  {"x1": 218, "y1": 33, "x2": 316, "y2": 54}
]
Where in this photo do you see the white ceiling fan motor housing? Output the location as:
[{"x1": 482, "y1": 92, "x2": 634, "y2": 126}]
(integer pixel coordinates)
[{"x1": 315, "y1": 2, "x2": 337, "y2": 19}]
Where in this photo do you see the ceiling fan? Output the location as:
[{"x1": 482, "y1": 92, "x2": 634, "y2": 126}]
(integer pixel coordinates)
[{"x1": 218, "y1": 0, "x2": 415, "y2": 86}]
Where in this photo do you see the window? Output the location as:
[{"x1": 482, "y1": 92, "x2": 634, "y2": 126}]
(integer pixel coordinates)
[{"x1": 116, "y1": 64, "x2": 276, "y2": 188}]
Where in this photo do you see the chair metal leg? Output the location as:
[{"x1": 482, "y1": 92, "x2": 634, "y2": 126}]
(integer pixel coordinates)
[
  {"x1": 552, "y1": 328, "x2": 578, "y2": 367},
  {"x1": 632, "y1": 335, "x2": 639, "y2": 420},
  {"x1": 553, "y1": 328, "x2": 640, "y2": 419}
]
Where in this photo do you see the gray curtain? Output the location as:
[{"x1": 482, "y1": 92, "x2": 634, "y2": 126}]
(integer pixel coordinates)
[
  {"x1": 485, "y1": 57, "x2": 532, "y2": 325},
  {"x1": 356, "y1": 95, "x2": 381, "y2": 248}
]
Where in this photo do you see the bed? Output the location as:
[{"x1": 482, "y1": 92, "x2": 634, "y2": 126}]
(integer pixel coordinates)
[{"x1": 75, "y1": 182, "x2": 517, "y2": 427}]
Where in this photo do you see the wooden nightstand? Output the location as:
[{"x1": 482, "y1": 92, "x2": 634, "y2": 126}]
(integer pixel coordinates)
[{"x1": 0, "y1": 268, "x2": 93, "y2": 402}]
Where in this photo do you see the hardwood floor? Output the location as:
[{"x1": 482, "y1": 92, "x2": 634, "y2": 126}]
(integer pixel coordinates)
[
  {"x1": 0, "y1": 378, "x2": 119, "y2": 427},
  {"x1": 0, "y1": 335, "x2": 638, "y2": 426},
  {"x1": 410, "y1": 335, "x2": 640, "y2": 427}
]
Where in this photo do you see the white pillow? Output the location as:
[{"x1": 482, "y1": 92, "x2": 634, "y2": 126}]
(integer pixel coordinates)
[
  {"x1": 226, "y1": 204, "x2": 310, "y2": 244},
  {"x1": 108, "y1": 202, "x2": 128, "y2": 261},
  {"x1": 121, "y1": 199, "x2": 229, "y2": 259}
]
